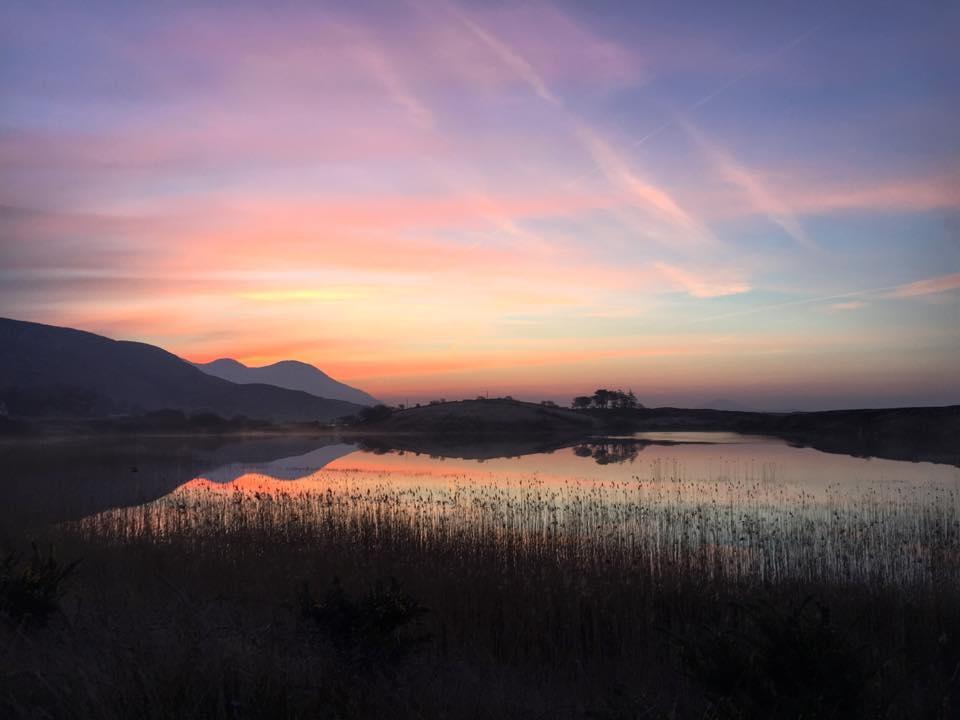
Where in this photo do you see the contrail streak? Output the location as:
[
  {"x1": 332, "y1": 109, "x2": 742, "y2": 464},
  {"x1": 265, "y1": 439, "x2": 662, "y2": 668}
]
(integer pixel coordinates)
[
  {"x1": 565, "y1": 25, "x2": 819, "y2": 188},
  {"x1": 690, "y1": 287, "x2": 880, "y2": 323},
  {"x1": 690, "y1": 271, "x2": 960, "y2": 324}
]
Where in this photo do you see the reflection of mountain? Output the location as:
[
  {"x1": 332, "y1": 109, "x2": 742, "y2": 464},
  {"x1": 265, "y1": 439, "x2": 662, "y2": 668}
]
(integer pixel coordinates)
[
  {"x1": 0, "y1": 436, "x2": 353, "y2": 531},
  {"x1": 194, "y1": 358, "x2": 378, "y2": 407},
  {"x1": 200, "y1": 443, "x2": 357, "y2": 483},
  {"x1": 0, "y1": 318, "x2": 363, "y2": 422}
]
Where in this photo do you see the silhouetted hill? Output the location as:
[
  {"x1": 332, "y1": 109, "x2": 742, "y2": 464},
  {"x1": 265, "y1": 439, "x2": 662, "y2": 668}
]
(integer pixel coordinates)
[
  {"x1": 0, "y1": 318, "x2": 363, "y2": 422},
  {"x1": 699, "y1": 397, "x2": 752, "y2": 411},
  {"x1": 194, "y1": 357, "x2": 378, "y2": 406},
  {"x1": 366, "y1": 399, "x2": 597, "y2": 438}
]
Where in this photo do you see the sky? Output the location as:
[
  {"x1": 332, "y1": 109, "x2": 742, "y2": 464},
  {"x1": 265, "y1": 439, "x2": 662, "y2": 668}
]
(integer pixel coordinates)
[{"x1": 1, "y1": 0, "x2": 958, "y2": 410}]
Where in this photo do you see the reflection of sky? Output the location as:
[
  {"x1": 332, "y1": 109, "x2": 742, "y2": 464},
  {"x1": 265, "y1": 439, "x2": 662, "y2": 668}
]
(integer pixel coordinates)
[
  {"x1": 2, "y1": 2, "x2": 958, "y2": 410},
  {"x1": 185, "y1": 433, "x2": 960, "y2": 501}
]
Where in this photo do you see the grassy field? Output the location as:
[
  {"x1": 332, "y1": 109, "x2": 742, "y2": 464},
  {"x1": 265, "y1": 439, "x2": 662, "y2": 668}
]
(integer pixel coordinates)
[{"x1": 2, "y1": 473, "x2": 959, "y2": 719}]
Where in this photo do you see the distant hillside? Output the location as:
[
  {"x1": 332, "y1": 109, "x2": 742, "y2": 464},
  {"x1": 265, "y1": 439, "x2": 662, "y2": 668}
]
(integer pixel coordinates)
[
  {"x1": 0, "y1": 318, "x2": 363, "y2": 422},
  {"x1": 699, "y1": 397, "x2": 752, "y2": 412},
  {"x1": 366, "y1": 399, "x2": 597, "y2": 438},
  {"x1": 194, "y1": 358, "x2": 378, "y2": 406}
]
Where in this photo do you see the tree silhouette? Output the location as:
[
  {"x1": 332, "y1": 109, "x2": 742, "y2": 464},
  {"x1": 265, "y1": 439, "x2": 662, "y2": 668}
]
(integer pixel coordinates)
[
  {"x1": 572, "y1": 396, "x2": 593, "y2": 410},
  {"x1": 571, "y1": 389, "x2": 643, "y2": 410},
  {"x1": 593, "y1": 389, "x2": 613, "y2": 409}
]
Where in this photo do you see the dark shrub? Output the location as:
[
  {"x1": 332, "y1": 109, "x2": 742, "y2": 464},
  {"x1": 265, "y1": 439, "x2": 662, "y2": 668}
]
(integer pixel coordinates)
[
  {"x1": 0, "y1": 544, "x2": 78, "y2": 626},
  {"x1": 358, "y1": 404, "x2": 394, "y2": 424},
  {"x1": 299, "y1": 577, "x2": 429, "y2": 662},
  {"x1": 188, "y1": 411, "x2": 228, "y2": 429},
  {"x1": 679, "y1": 597, "x2": 877, "y2": 719}
]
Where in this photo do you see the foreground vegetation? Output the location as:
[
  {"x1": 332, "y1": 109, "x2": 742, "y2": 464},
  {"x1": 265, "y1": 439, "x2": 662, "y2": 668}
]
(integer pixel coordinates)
[{"x1": 2, "y1": 472, "x2": 959, "y2": 719}]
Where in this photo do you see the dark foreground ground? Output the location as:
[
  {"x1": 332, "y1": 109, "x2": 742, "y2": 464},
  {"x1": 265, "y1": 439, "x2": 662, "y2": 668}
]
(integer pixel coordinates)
[{"x1": 2, "y1": 492, "x2": 959, "y2": 720}]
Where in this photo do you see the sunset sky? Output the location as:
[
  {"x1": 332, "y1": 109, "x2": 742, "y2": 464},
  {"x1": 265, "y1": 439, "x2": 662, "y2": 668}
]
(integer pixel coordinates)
[{"x1": 2, "y1": 1, "x2": 958, "y2": 409}]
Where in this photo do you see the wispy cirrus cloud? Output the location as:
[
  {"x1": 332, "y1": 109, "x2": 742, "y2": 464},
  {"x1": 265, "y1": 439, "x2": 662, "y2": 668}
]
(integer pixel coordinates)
[
  {"x1": 695, "y1": 271, "x2": 960, "y2": 323},
  {"x1": 450, "y1": 9, "x2": 559, "y2": 105},
  {"x1": 689, "y1": 172, "x2": 960, "y2": 220},
  {"x1": 442, "y1": 6, "x2": 712, "y2": 253},
  {"x1": 786, "y1": 174, "x2": 960, "y2": 215},
  {"x1": 883, "y1": 272, "x2": 960, "y2": 298},
  {"x1": 654, "y1": 262, "x2": 750, "y2": 298},
  {"x1": 354, "y1": 43, "x2": 435, "y2": 128},
  {"x1": 828, "y1": 300, "x2": 868, "y2": 311},
  {"x1": 576, "y1": 126, "x2": 716, "y2": 248},
  {"x1": 680, "y1": 118, "x2": 813, "y2": 249}
]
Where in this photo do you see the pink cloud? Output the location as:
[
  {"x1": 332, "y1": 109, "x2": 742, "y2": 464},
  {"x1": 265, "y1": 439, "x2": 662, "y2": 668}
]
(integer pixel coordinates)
[
  {"x1": 0, "y1": 120, "x2": 438, "y2": 172},
  {"x1": 885, "y1": 272, "x2": 960, "y2": 298},
  {"x1": 680, "y1": 118, "x2": 813, "y2": 249},
  {"x1": 828, "y1": 301, "x2": 868, "y2": 311},
  {"x1": 136, "y1": 2, "x2": 639, "y2": 110},
  {"x1": 688, "y1": 171, "x2": 960, "y2": 220},
  {"x1": 786, "y1": 176, "x2": 960, "y2": 215},
  {"x1": 576, "y1": 126, "x2": 715, "y2": 248},
  {"x1": 653, "y1": 262, "x2": 751, "y2": 298}
]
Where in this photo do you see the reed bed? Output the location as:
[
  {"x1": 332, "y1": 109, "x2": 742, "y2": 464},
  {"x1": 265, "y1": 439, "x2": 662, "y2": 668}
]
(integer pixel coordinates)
[{"x1": 73, "y1": 469, "x2": 960, "y2": 589}]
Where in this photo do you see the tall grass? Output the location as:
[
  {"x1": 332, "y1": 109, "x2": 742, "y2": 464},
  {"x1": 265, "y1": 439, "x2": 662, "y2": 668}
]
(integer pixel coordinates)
[{"x1": 74, "y1": 470, "x2": 960, "y2": 588}]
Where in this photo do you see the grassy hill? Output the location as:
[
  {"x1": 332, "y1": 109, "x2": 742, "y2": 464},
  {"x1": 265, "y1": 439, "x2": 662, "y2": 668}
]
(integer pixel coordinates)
[{"x1": 364, "y1": 398, "x2": 596, "y2": 438}]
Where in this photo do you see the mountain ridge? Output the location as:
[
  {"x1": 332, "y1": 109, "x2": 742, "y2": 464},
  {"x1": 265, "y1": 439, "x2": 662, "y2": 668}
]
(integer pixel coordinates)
[
  {"x1": 0, "y1": 317, "x2": 363, "y2": 422},
  {"x1": 193, "y1": 357, "x2": 378, "y2": 406}
]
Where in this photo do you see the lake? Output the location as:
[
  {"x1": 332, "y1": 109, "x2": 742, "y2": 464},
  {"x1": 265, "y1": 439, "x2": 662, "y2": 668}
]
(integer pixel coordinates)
[{"x1": 4, "y1": 432, "x2": 958, "y2": 586}]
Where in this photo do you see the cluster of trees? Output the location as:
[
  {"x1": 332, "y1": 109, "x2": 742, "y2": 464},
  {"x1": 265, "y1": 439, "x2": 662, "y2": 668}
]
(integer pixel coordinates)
[{"x1": 571, "y1": 389, "x2": 642, "y2": 410}]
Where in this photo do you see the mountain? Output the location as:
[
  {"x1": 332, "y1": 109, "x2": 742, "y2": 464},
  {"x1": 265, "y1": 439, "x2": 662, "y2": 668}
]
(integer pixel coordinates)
[
  {"x1": 194, "y1": 358, "x2": 378, "y2": 406},
  {"x1": 0, "y1": 317, "x2": 364, "y2": 422}
]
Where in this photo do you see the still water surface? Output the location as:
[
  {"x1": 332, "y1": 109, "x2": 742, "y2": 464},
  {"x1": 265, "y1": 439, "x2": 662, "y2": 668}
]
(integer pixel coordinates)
[
  {"x1": 192, "y1": 432, "x2": 958, "y2": 495},
  {"x1": 4, "y1": 432, "x2": 958, "y2": 585},
  {"x1": 3, "y1": 432, "x2": 957, "y2": 524}
]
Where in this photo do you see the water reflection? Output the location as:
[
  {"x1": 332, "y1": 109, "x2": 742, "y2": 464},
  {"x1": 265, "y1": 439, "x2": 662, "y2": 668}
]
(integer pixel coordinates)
[
  {"x1": 629, "y1": 431, "x2": 767, "y2": 444},
  {"x1": 63, "y1": 432, "x2": 960, "y2": 587},
  {"x1": 5, "y1": 432, "x2": 960, "y2": 586},
  {"x1": 572, "y1": 440, "x2": 642, "y2": 465},
  {"x1": 201, "y1": 443, "x2": 356, "y2": 482},
  {"x1": 0, "y1": 435, "x2": 348, "y2": 531}
]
